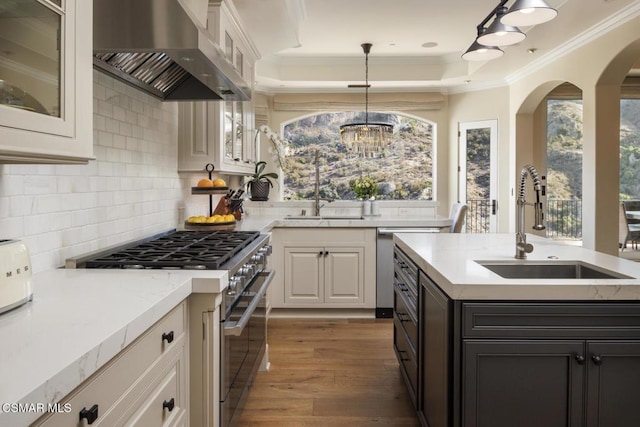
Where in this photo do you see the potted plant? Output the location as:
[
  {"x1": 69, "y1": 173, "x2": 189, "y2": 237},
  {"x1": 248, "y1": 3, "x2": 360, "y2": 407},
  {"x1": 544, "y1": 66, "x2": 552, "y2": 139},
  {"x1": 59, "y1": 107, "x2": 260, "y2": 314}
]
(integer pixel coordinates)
[{"x1": 246, "y1": 161, "x2": 279, "y2": 201}]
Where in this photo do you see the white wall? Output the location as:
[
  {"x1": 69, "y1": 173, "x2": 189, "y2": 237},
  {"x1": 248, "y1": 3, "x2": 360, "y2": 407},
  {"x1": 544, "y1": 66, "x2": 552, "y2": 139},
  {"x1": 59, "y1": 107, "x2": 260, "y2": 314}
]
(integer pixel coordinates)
[
  {"x1": 0, "y1": 71, "x2": 187, "y2": 273},
  {"x1": 448, "y1": 86, "x2": 511, "y2": 232}
]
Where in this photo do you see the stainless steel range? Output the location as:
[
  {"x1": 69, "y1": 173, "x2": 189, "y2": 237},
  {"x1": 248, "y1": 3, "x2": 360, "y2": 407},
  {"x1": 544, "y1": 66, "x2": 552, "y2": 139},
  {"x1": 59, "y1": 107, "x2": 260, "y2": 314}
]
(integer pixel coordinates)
[{"x1": 66, "y1": 229, "x2": 273, "y2": 427}]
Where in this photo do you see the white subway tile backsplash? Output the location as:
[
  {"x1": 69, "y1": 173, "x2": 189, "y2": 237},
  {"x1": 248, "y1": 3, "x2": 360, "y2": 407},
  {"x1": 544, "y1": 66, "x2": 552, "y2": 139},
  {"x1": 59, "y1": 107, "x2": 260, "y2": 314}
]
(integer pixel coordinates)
[
  {"x1": 0, "y1": 175, "x2": 24, "y2": 196},
  {"x1": 105, "y1": 117, "x2": 119, "y2": 134},
  {"x1": 120, "y1": 122, "x2": 133, "y2": 137},
  {"x1": 97, "y1": 99, "x2": 113, "y2": 117},
  {"x1": 0, "y1": 72, "x2": 182, "y2": 273},
  {"x1": 113, "y1": 134, "x2": 126, "y2": 150},
  {"x1": 97, "y1": 130, "x2": 114, "y2": 147},
  {"x1": 24, "y1": 214, "x2": 51, "y2": 235},
  {"x1": 94, "y1": 114, "x2": 106, "y2": 131}
]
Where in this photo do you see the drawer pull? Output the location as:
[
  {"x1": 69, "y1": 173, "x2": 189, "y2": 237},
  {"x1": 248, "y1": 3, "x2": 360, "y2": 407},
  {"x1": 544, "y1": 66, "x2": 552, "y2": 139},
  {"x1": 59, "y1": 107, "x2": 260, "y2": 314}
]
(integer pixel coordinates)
[
  {"x1": 163, "y1": 398, "x2": 176, "y2": 412},
  {"x1": 162, "y1": 331, "x2": 174, "y2": 344},
  {"x1": 574, "y1": 354, "x2": 585, "y2": 365},
  {"x1": 592, "y1": 354, "x2": 603, "y2": 365},
  {"x1": 79, "y1": 404, "x2": 99, "y2": 424},
  {"x1": 398, "y1": 350, "x2": 410, "y2": 362}
]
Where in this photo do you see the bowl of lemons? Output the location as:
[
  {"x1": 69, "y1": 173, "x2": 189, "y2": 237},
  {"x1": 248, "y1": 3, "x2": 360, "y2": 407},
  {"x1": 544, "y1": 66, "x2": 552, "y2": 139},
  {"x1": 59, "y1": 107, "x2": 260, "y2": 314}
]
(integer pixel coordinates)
[{"x1": 185, "y1": 214, "x2": 237, "y2": 230}]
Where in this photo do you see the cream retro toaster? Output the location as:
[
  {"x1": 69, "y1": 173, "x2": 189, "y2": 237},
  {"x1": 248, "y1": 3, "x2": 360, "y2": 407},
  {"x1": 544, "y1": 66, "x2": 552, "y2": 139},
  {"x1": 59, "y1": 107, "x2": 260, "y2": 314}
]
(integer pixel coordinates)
[{"x1": 0, "y1": 240, "x2": 33, "y2": 314}]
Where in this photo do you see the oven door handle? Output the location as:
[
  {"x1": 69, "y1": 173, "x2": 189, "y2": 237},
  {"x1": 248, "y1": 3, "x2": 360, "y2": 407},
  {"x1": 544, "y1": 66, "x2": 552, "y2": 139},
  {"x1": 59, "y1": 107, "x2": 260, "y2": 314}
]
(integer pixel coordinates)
[{"x1": 224, "y1": 270, "x2": 274, "y2": 337}]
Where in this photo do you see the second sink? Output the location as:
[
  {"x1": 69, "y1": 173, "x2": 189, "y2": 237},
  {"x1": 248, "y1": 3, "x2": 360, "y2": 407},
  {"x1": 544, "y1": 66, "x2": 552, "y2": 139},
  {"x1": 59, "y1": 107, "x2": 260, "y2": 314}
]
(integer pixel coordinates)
[{"x1": 477, "y1": 260, "x2": 632, "y2": 279}]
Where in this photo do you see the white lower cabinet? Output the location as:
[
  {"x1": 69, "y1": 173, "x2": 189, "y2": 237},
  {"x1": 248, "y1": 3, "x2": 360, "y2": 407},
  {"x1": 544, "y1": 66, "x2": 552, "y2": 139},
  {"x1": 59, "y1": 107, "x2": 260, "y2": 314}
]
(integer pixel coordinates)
[
  {"x1": 32, "y1": 301, "x2": 189, "y2": 427},
  {"x1": 284, "y1": 246, "x2": 365, "y2": 304},
  {"x1": 272, "y1": 228, "x2": 376, "y2": 308}
]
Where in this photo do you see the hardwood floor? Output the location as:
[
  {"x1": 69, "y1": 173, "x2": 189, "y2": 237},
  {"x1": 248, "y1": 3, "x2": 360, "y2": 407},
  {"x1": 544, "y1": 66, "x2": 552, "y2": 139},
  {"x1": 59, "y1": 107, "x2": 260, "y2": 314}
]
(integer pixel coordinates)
[{"x1": 238, "y1": 318, "x2": 420, "y2": 426}]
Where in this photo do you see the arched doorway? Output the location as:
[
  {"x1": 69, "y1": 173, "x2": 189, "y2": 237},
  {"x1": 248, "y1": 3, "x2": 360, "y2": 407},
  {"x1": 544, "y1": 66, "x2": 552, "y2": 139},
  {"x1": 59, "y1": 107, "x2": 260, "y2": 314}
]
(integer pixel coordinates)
[{"x1": 545, "y1": 83, "x2": 584, "y2": 242}]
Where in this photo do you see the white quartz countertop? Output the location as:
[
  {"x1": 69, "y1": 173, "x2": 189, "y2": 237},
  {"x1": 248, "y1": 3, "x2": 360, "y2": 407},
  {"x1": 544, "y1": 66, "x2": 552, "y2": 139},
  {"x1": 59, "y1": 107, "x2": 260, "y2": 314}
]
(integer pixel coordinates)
[
  {"x1": 234, "y1": 215, "x2": 452, "y2": 233},
  {"x1": 0, "y1": 268, "x2": 227, "y2": 426},
  {"x1": 394, "y1": 233, "x2": 640, "y2": 300}
]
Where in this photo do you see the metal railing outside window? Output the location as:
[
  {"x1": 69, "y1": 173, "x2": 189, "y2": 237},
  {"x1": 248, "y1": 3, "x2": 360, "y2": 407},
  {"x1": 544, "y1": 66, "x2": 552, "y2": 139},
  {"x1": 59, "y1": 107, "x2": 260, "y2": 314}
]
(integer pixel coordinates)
[
  {"x1": 466, "y1": 199, "x2": 491, "y2": 234},
  {"x1": 546, "y1": 199, "x2": 582, "y2": 240},
  {"x1": 465, "y1": 198, "x2": 582, "y2": 240}
]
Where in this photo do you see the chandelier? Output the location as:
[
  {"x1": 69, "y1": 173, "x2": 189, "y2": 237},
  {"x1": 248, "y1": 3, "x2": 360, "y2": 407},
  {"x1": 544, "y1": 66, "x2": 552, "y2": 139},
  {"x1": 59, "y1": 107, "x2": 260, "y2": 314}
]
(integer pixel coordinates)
[{"x1": 339, "y1": 43, "x2": 394, "y2": 157}]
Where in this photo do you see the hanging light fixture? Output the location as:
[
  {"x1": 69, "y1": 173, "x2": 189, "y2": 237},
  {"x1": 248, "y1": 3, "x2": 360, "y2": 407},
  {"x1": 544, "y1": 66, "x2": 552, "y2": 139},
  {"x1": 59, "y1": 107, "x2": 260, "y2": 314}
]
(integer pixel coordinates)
[
  {"x1": 462, "y1": 0, "x2": 557, "y2": 62},
  {"x1": 462, "y1": 29, "x2": 505, "y2": 61},
  {"x1": 340, "y1": 43, "x2": 394, "y2": 158},
  {"x1": 501, "y1": 0, "x2": 558, "y2": 27},
  {"x1": 477, "y1": 7, "x2": 526, "y2": 46}
]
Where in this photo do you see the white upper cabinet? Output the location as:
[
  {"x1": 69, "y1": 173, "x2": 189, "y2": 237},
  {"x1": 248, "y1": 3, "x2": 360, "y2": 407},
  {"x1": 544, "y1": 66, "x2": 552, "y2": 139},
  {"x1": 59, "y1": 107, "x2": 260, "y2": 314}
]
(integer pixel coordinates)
[
  {"x1": 178, "y1": 0, "x2": 258, "y2": 174},
  {"x1": 178, "y1": 97, "x2": 256, "y2": 174},
  {"x1": 206, "y1": 0, "x2": 256, "y2": 87},
  {"x1": 0, "y1": 0, "x2": 93, "y2": 164}
]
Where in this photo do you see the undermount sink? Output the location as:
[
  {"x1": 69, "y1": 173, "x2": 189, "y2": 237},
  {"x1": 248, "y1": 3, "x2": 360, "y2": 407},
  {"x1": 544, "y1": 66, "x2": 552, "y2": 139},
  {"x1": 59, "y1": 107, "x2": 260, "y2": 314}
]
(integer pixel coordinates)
[
  {"x1": 284, "y1": 215, "x2": 364, "y2": 220},
  {"x1": 476, "y1": 260, "x2": 633, "y2": 280}
]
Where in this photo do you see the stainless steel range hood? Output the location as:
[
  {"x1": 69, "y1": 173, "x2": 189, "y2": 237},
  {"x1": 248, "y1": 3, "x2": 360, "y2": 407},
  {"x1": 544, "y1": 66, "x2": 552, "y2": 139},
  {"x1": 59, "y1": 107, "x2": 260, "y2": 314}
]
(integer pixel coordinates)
[{"x1": 93, "y1": 0, "x2": 250, "y2": 101}]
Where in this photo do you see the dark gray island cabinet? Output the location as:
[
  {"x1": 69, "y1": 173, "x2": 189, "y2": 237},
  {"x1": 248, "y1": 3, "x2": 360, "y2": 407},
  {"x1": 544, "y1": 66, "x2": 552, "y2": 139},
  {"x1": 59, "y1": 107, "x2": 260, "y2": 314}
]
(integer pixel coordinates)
[{"x1": 393, "y1": 246, "x2": 640, "y2": 427}]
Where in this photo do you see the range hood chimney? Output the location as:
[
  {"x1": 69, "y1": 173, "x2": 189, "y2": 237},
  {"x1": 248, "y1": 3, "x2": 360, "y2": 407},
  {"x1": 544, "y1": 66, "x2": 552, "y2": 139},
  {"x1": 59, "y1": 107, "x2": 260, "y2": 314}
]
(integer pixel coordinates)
[{"x1": 93, "y1": 0, "x2": 250, "y2": 101}]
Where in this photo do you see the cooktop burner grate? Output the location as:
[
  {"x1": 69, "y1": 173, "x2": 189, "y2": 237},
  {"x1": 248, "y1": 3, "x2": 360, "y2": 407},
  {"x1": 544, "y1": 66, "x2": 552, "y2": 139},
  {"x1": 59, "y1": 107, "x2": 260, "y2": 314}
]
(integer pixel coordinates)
[{"x1": 85, "y1": 230, "x2": 260, "y2": 270}]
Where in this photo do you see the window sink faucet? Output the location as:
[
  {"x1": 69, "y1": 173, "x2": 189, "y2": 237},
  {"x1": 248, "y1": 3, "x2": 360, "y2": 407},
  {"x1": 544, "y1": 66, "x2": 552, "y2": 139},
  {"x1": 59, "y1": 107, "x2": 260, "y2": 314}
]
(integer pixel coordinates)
[
  {"x1": 313, "y1": 149, "x2": 334, "y2": 216},
  {"x1": 516, "y1": 164, "x2": 546, "y2": 259}
]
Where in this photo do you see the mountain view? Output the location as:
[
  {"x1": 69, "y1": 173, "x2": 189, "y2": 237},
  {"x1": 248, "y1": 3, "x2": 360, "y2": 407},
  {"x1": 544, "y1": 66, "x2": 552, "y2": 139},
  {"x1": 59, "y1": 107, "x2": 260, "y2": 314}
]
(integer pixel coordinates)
[
  {"x1": 547, "y1": 98, "x2": 640, "y2": 201},
  {"x1": 281, "y1": 112, "x2": 433, "y2": 200}
]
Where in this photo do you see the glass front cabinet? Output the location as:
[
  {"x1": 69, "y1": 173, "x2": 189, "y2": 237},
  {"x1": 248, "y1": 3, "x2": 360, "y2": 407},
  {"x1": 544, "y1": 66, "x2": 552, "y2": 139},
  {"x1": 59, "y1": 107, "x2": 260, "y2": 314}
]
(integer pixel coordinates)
[
  {"x1": 178, "y1": 1, "x2": 257, "y2": 174},
  {"x1": 0, "y1": 0, "x2": 93, "y2": 163}
]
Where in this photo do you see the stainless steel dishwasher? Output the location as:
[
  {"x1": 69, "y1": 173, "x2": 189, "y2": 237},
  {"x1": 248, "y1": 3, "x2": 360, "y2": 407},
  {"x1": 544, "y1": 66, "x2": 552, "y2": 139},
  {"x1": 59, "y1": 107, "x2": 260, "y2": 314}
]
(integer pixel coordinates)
[{"x1": 376, "y1": 228, "x2": 441, "y2": 318}]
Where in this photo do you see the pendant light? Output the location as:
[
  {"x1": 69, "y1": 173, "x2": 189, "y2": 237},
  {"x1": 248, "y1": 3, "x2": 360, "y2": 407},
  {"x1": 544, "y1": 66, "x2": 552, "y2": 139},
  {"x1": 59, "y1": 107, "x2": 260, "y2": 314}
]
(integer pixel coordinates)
[
  {"x1": 477, "y1": 6, "x2": 525, "y2": 46},
  {"x1": 500, "y1": 0, "x2": 558, "y2": 27},
  {"x1": 462, "y1": 0, "x2": 558, "y2": 62},
  {"x1": 462, "y1": 40, "x2": 504, "y2": 61},
  {"x1": 339, "y1": 43, "x2": 394, "y2": 158},
  {"x1": 462, "y1": 28, "x2": 505, "y2": 61}
]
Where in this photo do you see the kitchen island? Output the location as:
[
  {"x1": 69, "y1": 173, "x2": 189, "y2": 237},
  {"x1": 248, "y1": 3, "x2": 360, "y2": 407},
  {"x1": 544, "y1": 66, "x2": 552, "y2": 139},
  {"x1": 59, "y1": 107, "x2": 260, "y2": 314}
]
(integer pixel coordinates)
[{"x1": 392, "y1": 233, "x2": 640, "y2": 427}]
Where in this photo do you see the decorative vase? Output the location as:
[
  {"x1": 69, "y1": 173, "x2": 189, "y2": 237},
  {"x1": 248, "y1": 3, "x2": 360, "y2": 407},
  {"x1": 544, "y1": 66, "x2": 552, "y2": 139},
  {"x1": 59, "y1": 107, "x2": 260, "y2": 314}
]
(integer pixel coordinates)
[
  {"x1": 371, "y1": 199, "x2": 380, "y2": 216},
  {"x1": 362, "y1": 200, "x2": 372, "y2": 216},
  {"x1": 249, "y1": 181, "x2": 270, "y2": 201}
]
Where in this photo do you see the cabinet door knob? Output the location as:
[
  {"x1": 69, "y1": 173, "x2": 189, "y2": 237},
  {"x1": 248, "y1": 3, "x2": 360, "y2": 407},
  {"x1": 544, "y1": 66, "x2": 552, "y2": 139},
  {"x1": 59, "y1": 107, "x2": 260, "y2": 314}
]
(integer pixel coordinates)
[
  {"x1": 318, "y1": 251, "x2": 323, "y2": 257},
  {"x1": 162, "y1": 331, "x2": 174, "y2": 344},
  {"x1": 163, "y1": 398, "x2": 176, "y2": 412},
  {"x1": 574, "y1": 354, "x2": 585, "y2": 365},
  {"x1": 79, "y1": 404, "x2": 99, "y2": 424},
  {"x1": 324, "y1": 250, "x2": 329, "y2": 257},
  {"x1": 592, "y1": 354, "x2": 603, "y2": 365}
]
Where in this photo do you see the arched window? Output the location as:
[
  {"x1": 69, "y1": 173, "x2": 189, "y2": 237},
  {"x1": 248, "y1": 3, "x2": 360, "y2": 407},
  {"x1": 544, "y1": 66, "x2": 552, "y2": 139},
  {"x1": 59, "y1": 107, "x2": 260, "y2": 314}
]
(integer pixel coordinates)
[{"x1": 279, "y1": 112, "x2": 434, "y2": 200}]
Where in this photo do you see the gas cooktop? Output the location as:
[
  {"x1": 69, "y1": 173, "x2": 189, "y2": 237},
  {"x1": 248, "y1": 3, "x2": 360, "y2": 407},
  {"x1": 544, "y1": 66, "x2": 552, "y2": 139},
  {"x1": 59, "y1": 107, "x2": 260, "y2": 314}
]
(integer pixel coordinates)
[{"x1": 82, "y1": 230, "x2": 260, "y2": 270}]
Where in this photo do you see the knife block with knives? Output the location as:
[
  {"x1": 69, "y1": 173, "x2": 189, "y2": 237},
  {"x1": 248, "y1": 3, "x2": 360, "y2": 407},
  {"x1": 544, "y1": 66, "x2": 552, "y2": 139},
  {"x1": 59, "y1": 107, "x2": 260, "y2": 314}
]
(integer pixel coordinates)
[{"x1": 214, "y1": 189, "x2": 244, "y2": 220}]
